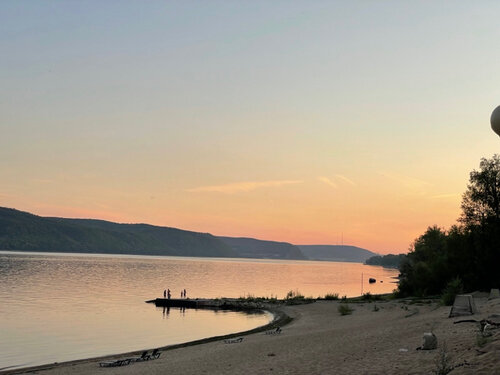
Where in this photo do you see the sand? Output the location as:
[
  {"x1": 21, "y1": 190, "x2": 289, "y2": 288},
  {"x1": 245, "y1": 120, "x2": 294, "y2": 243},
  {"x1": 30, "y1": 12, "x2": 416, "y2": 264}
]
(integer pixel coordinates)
[{"x1": 7, "y1": 297, "x2": 500, "y2": 375}]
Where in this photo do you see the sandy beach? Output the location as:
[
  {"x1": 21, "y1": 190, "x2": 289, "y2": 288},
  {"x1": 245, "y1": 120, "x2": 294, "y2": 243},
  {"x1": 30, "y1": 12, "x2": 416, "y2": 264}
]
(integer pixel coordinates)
[{"x1": 7, "y1": 296, "x2": 500, "y2": 375}]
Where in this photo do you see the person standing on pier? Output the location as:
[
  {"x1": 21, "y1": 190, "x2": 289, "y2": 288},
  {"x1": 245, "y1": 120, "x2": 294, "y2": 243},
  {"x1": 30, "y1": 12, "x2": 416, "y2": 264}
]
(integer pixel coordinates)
[
  {"x1": 163, "y1": 289, "x2": 166, "y2": 298},
  {"x1": 167, "y1": 289, "x2": 171, "y2": 299},
  {"x1": 183, "y1": 289, "x2": 187, "y2": 298}
]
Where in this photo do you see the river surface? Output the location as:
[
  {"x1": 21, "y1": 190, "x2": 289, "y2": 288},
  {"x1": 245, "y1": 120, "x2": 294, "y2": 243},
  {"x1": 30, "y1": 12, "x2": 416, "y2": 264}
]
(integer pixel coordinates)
[{"x1": 0, "y1": 251, "x2": 398, "y2": 370}]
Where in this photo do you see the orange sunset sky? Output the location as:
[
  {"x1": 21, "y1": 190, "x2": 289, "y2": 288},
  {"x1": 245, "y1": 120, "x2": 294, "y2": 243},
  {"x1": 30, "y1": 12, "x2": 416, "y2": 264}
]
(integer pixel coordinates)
[{"x1": 1, "y1": 2, "x2": 500, "y2": 253}]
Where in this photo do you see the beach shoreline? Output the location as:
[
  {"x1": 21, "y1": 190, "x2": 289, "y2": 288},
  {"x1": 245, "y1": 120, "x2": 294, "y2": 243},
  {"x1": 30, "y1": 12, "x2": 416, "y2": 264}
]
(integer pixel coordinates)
[
  {"x1": 4, "y1": 297, "x2": 500, "y2": 375},
  {"x1": 1, "y1": 303, "x2": 292, "y2": 375}
]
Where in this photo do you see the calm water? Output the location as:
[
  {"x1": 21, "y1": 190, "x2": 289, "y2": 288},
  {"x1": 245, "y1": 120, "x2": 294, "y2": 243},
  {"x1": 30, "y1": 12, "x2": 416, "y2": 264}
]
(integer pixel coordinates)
[{"x1": 0, "y1": 251, "x2": 398, "y2": 370}]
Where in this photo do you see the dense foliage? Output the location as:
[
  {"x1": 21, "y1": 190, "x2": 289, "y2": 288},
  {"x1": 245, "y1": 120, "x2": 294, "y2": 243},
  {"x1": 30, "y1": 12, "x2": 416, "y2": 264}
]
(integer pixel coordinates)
[
  {"x1": 0, "y1": 207, "x2": 237, "y2": 257},
  {"x1": 460, "y1": 155, "x2": 500, "y2": 226},
  {"x1": 0, "y1": 207, "x2": 308, "y2": 260},
  {"x1": 365, "y1": 253, "x2": 406, "y2": 268},
  {"x1": 398, "y1": 155, "x2": 500, "y2": 297}
]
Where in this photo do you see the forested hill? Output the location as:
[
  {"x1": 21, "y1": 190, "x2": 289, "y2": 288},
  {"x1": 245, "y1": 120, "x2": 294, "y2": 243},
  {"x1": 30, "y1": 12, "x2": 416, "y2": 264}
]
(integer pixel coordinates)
[
  {"x1": 298, "y1": 245, "x2": 377, "y2": 263},
  {"x1": 0, "y1": 207, "x2": 378, "y2": 262},
  {"x1": 218, "y1": 236, "x2": 306, "y2": 260},
  {"x1": 0, "y1": 207, "x2": 307, "y2": 260},
  {"x1": 0, "y1": 207, "x2": 236, "y2": 257}
]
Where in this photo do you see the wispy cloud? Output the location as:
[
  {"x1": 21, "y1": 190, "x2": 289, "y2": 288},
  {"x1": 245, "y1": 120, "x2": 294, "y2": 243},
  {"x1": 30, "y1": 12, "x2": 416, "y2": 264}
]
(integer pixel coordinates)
[
  {"x1": 318, "y1": 175, "x2": 356, "y2": 188},
  {"x1": 187, "y1": 180, "x2": 303, "y2": 194},
  {"x1": 335, "y1": 174, "x2": 357, "y2": 186},
  {"x1": 317, "y1": 176, "x2": 338, "y2": 188}
]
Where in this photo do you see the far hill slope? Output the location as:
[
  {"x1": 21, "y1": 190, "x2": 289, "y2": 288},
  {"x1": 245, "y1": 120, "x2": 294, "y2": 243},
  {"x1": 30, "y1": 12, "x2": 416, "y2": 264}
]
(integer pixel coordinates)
[
  {"x1": 298, "y1": 245, "x2": 377, "y2": 263},
  {"x1": 218, "y1": 237, "x2": 306, "y2": 260},
  {"x1": 0, "y1": 207, "x2": 236, "y2": 258}
]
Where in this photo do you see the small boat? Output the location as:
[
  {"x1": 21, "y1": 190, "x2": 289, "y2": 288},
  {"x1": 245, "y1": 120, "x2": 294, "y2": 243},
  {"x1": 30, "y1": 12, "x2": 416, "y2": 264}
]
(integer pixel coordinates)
[{"x1": 368, "y1": 278, "x2": 376, "y2": 284}]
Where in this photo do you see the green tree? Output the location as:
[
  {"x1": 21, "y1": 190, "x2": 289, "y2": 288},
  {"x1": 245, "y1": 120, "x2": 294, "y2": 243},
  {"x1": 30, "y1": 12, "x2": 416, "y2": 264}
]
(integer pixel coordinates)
[
  {"x1": 460, "y1": 154, "x2": 500, "y2": 226},
  {"x1": 398, "y1": 226, "x2": 449, "y2": 296},
  {"x1": 398, "y1": 155, "x2": 500, "y2": 297}
]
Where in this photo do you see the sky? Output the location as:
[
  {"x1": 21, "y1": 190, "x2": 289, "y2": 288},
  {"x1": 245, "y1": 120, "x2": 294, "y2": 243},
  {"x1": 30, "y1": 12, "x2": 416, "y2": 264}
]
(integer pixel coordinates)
[{"x1": 1, "y1": 1, "x2": 500, "y2": 253}]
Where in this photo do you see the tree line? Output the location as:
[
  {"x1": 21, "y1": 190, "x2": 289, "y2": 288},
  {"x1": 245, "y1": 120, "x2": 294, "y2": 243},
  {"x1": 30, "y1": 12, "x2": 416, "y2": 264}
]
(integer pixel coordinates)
[
  {"x1": 397, "y1": 155, "x2": 500, "y2": 297},
  {"x1": 365, "y1": 254, "x2": 406, "y2": 268}
]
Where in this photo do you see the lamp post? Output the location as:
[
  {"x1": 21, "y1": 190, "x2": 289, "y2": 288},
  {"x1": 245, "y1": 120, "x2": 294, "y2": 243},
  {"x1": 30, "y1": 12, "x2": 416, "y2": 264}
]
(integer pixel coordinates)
[{"x1": 492, "y1": 105, "x2": 500, "y2": 137}]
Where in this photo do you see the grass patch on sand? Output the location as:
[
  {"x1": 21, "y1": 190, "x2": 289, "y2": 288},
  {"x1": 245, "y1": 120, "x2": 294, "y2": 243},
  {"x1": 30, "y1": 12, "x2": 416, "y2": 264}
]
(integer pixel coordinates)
[
  {"x1": 284, "y1": 290, "x2": 315, "y2": 305},
  {"x1": 237, "y1": 294, "x2": 279, "y2": 304}
]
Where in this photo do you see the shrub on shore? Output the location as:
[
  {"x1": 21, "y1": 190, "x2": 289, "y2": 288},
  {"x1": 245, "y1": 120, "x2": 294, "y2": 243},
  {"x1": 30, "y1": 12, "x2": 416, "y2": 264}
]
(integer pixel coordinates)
[
  {"x1": 324, "y1": 293, "x2": 339, "y2": 300},
  {"x1": 237, "y1": 294, "x2": 278, "y2": 304},
  {"x1": 285, "y1": 289, "x2": 304, "y2": 300},
  {"x1": 338, "y1": 303, "x2": 353, "y2": 315},
  {"x1": 433, "y1": 343, "x2": 453, "y2": 375},
  {"x1": 441, "y1": 277, "x2": 463, "y2": 306}
]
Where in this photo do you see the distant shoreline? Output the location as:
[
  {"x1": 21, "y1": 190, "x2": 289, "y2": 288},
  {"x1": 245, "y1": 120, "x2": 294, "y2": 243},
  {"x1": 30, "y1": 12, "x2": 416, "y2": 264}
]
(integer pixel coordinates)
[{"x1": 0, "y1": 249, "x2": 378, "y2": 265}]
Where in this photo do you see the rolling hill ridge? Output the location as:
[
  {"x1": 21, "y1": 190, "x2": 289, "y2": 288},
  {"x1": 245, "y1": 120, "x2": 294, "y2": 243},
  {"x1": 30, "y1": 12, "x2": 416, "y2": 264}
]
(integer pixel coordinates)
[{"x1": 0, "y1": 207, "x2": 377, "y2": 262}]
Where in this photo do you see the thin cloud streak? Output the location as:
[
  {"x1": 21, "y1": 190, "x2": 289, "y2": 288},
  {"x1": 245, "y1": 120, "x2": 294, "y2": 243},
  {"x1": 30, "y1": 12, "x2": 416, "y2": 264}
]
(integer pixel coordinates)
[
  {"x1": 335, "y1": 174, "x2": 357, "y2": 186},
  {"x1": 318, "y1": 176, "x2": 338, "y2": 188},
  {"x1": 187, "y1": 180, "x2": 303, "y2": 194}
]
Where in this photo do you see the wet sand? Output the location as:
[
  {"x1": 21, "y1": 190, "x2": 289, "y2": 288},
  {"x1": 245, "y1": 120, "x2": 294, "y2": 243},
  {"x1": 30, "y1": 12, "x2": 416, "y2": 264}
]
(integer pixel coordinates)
[{"x1": 6, "y1": 297, "x2": 500, "y2": 374}]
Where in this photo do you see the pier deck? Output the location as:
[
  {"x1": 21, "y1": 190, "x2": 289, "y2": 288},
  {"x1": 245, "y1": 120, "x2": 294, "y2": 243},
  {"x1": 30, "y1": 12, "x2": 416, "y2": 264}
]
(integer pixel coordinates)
[{"x1": 146, "y1": 298, "x2": 211, "y2": 308}]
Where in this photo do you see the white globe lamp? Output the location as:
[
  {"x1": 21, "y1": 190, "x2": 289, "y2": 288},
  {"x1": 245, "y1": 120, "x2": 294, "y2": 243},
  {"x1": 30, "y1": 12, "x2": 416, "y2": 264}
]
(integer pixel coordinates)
[{"x1": 492, "y1": 105, "x2": 500, "y2": 137}]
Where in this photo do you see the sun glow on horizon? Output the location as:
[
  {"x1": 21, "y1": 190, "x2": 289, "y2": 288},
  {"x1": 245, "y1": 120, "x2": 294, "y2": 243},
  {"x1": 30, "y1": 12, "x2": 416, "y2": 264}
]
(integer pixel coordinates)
[{"x1": 1, "y1": 2, "x2": 499, "y2": 254}]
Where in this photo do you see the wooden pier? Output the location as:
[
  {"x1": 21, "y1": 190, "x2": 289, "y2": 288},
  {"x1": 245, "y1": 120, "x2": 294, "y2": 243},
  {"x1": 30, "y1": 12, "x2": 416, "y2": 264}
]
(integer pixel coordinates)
[
  {"x1": 145, "y1": 297, "x2": 272, "y2": 311},
  {"x1": 146, "y1": 298, "x2": 212, "y2": 308}
]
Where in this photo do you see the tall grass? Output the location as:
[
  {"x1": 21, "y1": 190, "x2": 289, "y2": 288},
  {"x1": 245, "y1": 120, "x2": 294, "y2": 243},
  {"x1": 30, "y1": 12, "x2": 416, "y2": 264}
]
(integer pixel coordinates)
[{"x1": 324, "y1": 293, "x2": 339, "y2": 300}]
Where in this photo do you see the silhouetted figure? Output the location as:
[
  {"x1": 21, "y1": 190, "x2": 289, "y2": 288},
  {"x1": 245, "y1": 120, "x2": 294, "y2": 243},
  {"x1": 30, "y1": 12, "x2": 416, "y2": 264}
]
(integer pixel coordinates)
[
  {"x1": 167, "y1": 289, "x2": 171, "y2": 299},
  {"x1": 183, "y1": 289, "x2": 187, "y2": 298},
  {"x1": 163, "y1": 289, "x2": 166, "y2": 298}
]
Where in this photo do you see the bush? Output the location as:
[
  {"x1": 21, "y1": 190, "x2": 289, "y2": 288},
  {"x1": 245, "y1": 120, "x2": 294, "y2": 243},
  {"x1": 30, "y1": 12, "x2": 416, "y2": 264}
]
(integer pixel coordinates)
[
  {"x1": 476, "y1": 333, "x2": 490, "y2": 348},
  {"x1": 285, "y1": 289, "x2": 304, "y2": 300},
  {"x1": 338, "y1": 303, "x2": 353, "y2": 315},
  {"x1": 433, "y1": 342, "x2": 453, "y2": 375},
  {"x1": 441, "y1": 277, "x2": 463, "y2": 306}
]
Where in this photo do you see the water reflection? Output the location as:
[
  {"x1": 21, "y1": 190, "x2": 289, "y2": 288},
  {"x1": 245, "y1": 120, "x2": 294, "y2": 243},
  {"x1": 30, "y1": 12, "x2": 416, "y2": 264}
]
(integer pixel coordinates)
[
  {"x1": 162, "y1": 306, "x2": 170, "y2": 318},
  {"x1": 0, "y1": 251, "x2": 397, "y2": 370}
]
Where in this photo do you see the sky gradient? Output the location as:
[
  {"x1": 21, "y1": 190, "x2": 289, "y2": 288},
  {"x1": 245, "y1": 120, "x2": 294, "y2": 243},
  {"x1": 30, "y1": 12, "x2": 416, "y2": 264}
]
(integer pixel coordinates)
[{"x1": 1, "y1": 1, "x2": 500, "y2": 253}]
